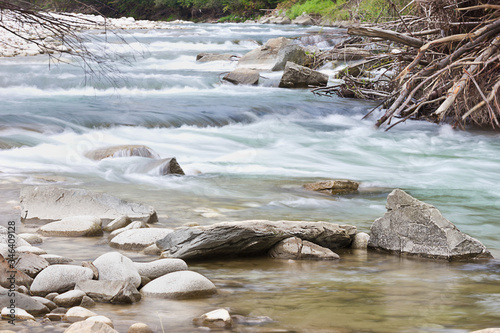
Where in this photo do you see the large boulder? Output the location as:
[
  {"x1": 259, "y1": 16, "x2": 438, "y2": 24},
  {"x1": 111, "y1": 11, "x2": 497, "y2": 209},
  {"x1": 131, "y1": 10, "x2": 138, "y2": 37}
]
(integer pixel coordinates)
[
  {"x1": 38, "y1": 216, "x2": 102, "y2": 237},
  {"x1": 141, "y1": 271, "x2": 216, "y2": 299},
  {"x1": 157, "y1": 220, "x2": 356, "y2": 260},
  {"x1": 223, "y1": 68, "x2": 260, "y2": 85},
  {"x1": 237, "y1": 37, "x2": 307, "y2": 71},
  {"x1": 93, "y1": 252, "x2": 141, "y2": 288},
  {"x1": 109, "y1": 228, "x2": 174, "y2": 251},
  {"x1": 196, "y1": 53, "x2": 238, "y2": 62},
  {"x1": 85, "y1": 145, "x2": 159, "y2": 160},
  {"x1": 268, "y1": 237, "x2": 340, "y2": 260},
  {"x1": 134, "y1": 259, "x2": 188, "y2": 280},
  {"x1": 279, "y1": 62, "x2": 329, "y2": 88},
  {"x1": 30, "y1": 265, "x2": 94, "y2": 296},
  {"x1": 368, "y1": 189, "x2": 493, "y2": 260},
  {"x1": 75, "y1": 280, "x2": 141, "y2": 304},
  {"x1": 20, "y1": 186, "x2": 157, "y2": 223}
]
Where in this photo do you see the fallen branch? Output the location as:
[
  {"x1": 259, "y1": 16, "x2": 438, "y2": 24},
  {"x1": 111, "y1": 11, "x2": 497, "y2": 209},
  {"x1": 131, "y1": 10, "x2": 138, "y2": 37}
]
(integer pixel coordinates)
[{"x1": 347, "y1": 26, "x2": 423, "y2": 48}]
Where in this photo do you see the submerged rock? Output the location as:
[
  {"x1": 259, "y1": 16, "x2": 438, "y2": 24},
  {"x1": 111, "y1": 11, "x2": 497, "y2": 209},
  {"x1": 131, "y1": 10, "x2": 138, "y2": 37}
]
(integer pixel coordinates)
[
  {"x1": 237, "y1": 37, "x2": 307, "y2": 71},
  {"x1": 85, "y1": 145, "x2": 159, "y2": 160},
  {"x1": 223, "y1": 68, "x2": 260, "y2": 85},
  {"x1": 193, "y1": 308, "x2": 232, "y2": 329},
  {"x1": 368, "y1": 189, "x2": 492, "y2": 260},
  {"x1": 279, "y1": 61, "x2": 329, "y2": 88},
  {"x1": 157, "y1": 220, "x2": 356, "y2": 260},
  {"x1": 304, "y1": 179, "x2": 360, "y2": 195},
  {"x1": 196, "y1": 53, "x2": 238, "y2": 62},
  {"x1": 20, "y1": 186, "x2": 158, "y2": 223},
  {"x1": 141, "y1": 271, "x2": 216, "y2": 299},
  {"x1": 140, "y1": 157, "x2": 185, "y2": 176},
  {"x1": 30, "y1": 265, "x2": 93, "y2": 296},
  {"x1": 38, "y1": 216, "x2": 102, "y2": 237},
  {"x1": 268, "y1": 236, "x2": 340, "y2": 260}
]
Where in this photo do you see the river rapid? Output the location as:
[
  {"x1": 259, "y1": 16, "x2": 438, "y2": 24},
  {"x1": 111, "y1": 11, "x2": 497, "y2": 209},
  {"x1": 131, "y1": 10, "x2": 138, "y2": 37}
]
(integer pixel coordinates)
[{"x1": 0, "y1": 22, "x2": 499, "y2": 332}]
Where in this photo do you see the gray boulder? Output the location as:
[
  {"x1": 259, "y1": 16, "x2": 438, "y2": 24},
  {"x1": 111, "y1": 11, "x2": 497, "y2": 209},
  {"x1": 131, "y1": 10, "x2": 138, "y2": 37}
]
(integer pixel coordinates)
[
  {"x1": 223, "y1": 68, "x2": 260, "y2": 85},
  {"x1": 0, "y1": 289, "x2": 50, "y2": 315},
  {"x1": 134, "y1": 259, "x2": 188, "y2": 280},
  {"x1": 20, "y1": 186, "x2": 157, "y2": 223},
  {"x1": 141, "y1": 271, "x2": 216, "y2": 299},
  {"x1": 237, "y1": 37, "x2": 307, "y2": 71},
  {"x1": 85, "y1": 145, "x2": 159, "y2": 160},
  {"x1": 157, "y1": 220, "x2": 356, "y2": 260},
  {"x1": 196, "y1": 53, "x2": 238, "y2": 62},
  {"x1": 268, "y1": 236, "x2": 340, "y2": 260},
  {"x1": 304, "y1": 179, "x2": 360, "y2": 195},
  {"x1": 292, "y1": 14, "x2": 315, "y2": 25},
  {"x1": 279, "y1": 62, "x2": 329, "y2": 88},
  {"x1": 0, "y1": 254, "x2": 33, "y2": 288},
  {"x1": 14, "y1": 253, "x2": 49, "y2": 278},
  {"x1": 109, "y1": 228, "x2": 173, "y2": 251},
  {"x1": 368, "y1": 189, "x2": 492, "y2": 260},
  {"x1": 38, "y1": 216, "x2": 102, "y2": 237},
  {"x1": 31, "y1": 296, "x2": 57, "y2": 310},
  {"x1": 93, "y1": 252, "x2": 141, "y2": 288},
  {"x1": 53, "y1": 290, "x2": 86, "y2": 307},
  {"x1": 30, "y1": 265, "x2": 93, "y2": 296},
  {"x1": 75, "y1": 280, "x2": 141, "y2": 304}
]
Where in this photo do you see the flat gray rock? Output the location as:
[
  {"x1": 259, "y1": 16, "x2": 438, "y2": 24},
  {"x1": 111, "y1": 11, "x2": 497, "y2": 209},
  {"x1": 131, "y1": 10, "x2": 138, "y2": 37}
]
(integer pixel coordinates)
[
  {"x1": 75, "y1": 280, "x2": 141, "y2": 304},
  {"x1": 134, "y1": 259, "x2": 188, "y2": 280},
  {"x1": 53, "y1": 289, "x2": 86, "y2": 307},
  {"x1": 0, "y1": 289, "x2": 50, "y2": 315},
  {"x1": 279, "y1": 62, "x2": 329, "y2": 88},
  {"x1": 40, "y1": 254, "x2": 73, "y2": 265},
  {"x1": 157, "y1": 220, "x2": 356, "y2": 260},
  {"x1": 368, "y1": 189, "x2": 492, "y2": 260},
  {"x1": 103, "y1": 216, "x2": 131, "y2": 233},
  {"x1": 141, "y1": 271, "x2": 216, "y2": 299},
  {"x1": 93, "y1": 252, "x2": 141, "y2": 288},
  {"x1": 30, "y1": 265, "x2": 93, "y2": 296},
  {"x1": 109, "y1": 228, "x2": 174, "y2": 251},
  {"x1": 223, "y1": 68, "x2": 260, "y2": 85},
  {"x1": 38, "y1": 215, "x2": 102, "y2": 237},
  {"x1": 14, "y1": 253, "x2": 49, "y2": 278},
  {"x1": 20, "y1": 186, "x2": 158, "y2": 223}
]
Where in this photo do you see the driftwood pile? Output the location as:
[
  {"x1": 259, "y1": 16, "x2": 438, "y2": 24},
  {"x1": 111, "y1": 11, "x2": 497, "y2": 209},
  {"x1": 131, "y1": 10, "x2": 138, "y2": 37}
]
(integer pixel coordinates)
[{"x1": 313, "y1": 0, "x2": 500, "y2": 130}]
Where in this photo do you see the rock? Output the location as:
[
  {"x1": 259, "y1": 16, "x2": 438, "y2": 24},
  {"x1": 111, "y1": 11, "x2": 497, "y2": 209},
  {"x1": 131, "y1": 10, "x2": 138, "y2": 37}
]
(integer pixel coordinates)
[
  {"x1": 368, "y1": 189, "x2": 493, "y2": 260},
  {"x1": 17, "y1": 233, "x2": 43, "y2": 245},
  {"x1": 45, "y1": 292, "x2": 59, "y2": 301},
  {"x1": 157, "y1": 220, "x2": 356, "y2": 260},
  {"x1": 238, "y1": 37, "x2": 307, "y2": 71},
  {"x1": 80, "y1": 295, "x2": 96, "y2": 308},
  {"x1": 85, "y1": 145, "x2": 159, "y2": 160},
  {"x1": 45, "y1": 307, "x2": 67, "y2": 321},
  {"x1": 75, "y1": 280, "x2": 141, "y2": 304},
  {"x1": 93, "y1": 252, "x2": 141, "y2": 288},
  {"x1": 0, "y1": 254, "x2": 33, "y2": 288},
  {"x1": 85, "y1": 315, "x2": 114, "y2": 328},
  {"x1": 329, "y1": 47, "x2": 372, "y2": 61},
  {"x1": 196, "y1": 53, "x2": 238, "y2": 62},
  {"x1": 272, "y1": 16, "x2": 291, "y2": 24},
  {"x1": 64, "y1": 320, "x2": 119, "y2": 333},
  {"x1": 38, "y1": 215, "x2": 102, "y2": 237},
  {"x1": 223, "y1": 68, "x2": 260, "y2": 85},
  {"x1": 140, "y1": 276, "x2": 151, "y2": 287},
  {"x1": 31, "y1": 296, "x2": 57, "y2": 310},
  {"x1": 108, "y1": 221, "x2": 146, "y2": 240},
  {"x1": 103, "y1": 216, "x2": 131, "y2": 232},
  {"x1": 351, "y1": 232, "x2": 370, "y2": 249},
  {"x1": 134, "y1": 259, "x2": 188, "y2": 280},
  {"x1": 1, "y1": 307, "x2": 35, "y2": 321},
  {"x1": 65, "y1": 306, "x2": 98, "y2": 322},
  {"x1": 109, "y1": 228, "x2": 174, "y2": 251},
  {"x1": 53, "y1": 290, "x2": 87, "y2": 307},
  {"x1": 30, "y1": 265, "x2": 94, "y2": 296},
  {"x1": 279, "y1": 61, "x2": 329, "y2": 88},
  {"x1": 0, "y1": 290, "x2": 50, "y2": 315},
  {"x1": 143, "y1": 243, "x2": 162, "y2": 255},
  {"x1": 20, "y1": 186, "x2": 158, "y2": 223},
  {"x1": 0, "y1": 226, "x2": 31, "y2": 247},
  {"x1": 14, "y1": 253, "x2": 49, "y2": 278},
  {"x1": 292, "y1": 14, "x2": 315, "y2": 25},
  {"x1": 138, "y1": 157, "x2": 185, "y2": 176},
  {"x1": 40, "y1": 254, "x2": 73, "y2": 265},
  {"x1": 82, "y1": 262, "x2": 99, "y2": 280},
  {"x1": 471, "y1": 329, "x2": 500, "y2": 333},
  {"x1": 16, "y1": 285, "x2": 29, "y2": 294},
  {"x1": 141, "y1": 271, "x2": 217, "y2": 299},
  {"x1": 16, "y1": 245, "x2": 47, "y2": 255},
  {"x1": 304, "y1": 179, "x2": 360, "y2": 195},
  {"x1": 268, "y1": 237, "x2": 340, "y2": 260},
  {"x1": 128, "y1": 323, "x2": 154, "y2": 333},
  {"x1": 193, "y1": 308, "x2": 232, "y2": 329}
]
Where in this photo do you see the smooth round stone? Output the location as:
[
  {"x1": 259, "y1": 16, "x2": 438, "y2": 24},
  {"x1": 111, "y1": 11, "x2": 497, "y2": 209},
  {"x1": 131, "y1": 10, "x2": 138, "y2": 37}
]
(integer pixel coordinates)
[
  {"x1": 128, "y1": 322, "x2": 154, "y2": 333},
  {"x1": 141, "y1": 271, "x2": 216, "y2": 299}
]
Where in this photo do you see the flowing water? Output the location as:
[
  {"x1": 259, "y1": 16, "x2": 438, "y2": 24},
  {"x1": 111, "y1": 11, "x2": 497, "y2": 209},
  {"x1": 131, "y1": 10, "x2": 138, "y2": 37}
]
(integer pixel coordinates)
[{"x1": 0, "y1": 22, "x2": 499, "y2": 332}]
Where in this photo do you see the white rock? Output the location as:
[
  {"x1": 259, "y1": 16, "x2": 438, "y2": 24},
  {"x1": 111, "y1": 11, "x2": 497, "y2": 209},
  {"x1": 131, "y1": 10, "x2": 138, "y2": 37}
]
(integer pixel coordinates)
[
  {"x1": 40, "y1": 254, "x2": 74, "y2": 264},
  {"x1": 17, "y1": 233, "x2": 43, "y2": 244},
  {"x1": 30, "y1": 265, "x2": 94, "y2": 296},
  {"x1": 110, "y1": 228, "x2": 173, "y2": 250},
  {"x1": 39, "y1": 215, "x2": 102, "y2": 237},
  {"x1": 16, "y1": 245, "x2": 47, "y2": 255},
  {"x1": 93, "y1": 252, "x2": 141, "y2": 288},
  {"x1": 85, "y1": 315, "x2": 114, "y2": 327},
  {"x1": 128, "y1": 322, "x2": 154, "y2": 333},
  {"x1": 194, "y1": 308, "x2": 232, "y2": 329},
  {"x1": 65, "y1": 306, "x2": 98, "y2": 323},
  {"x1": 134, "y1": 259, "x2": 188, "y2": 279},
  {"x1": 64, "y1": 320, "x2": 119, "y2": 333},
  {"x1": 103, "y1": 215, "x2": 131, "y2": 232},
  {"x1": 108, "y1": 221, "x2": 144, "y2": 240},
  {"x1": 141, "y1": 271, "x2": 216, "y2": 299},
  {"x1": 1, "y1": 307, "x2": 35, "y2": 321},
  {"x1": 352, "y1": 232, "x2": 370, "y2": 249}
]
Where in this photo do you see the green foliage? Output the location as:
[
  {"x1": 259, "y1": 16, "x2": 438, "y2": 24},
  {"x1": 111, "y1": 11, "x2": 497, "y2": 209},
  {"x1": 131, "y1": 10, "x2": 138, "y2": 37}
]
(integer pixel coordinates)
[{"x1": 287, "y1": 0, "x2": 337, "y2": 20}]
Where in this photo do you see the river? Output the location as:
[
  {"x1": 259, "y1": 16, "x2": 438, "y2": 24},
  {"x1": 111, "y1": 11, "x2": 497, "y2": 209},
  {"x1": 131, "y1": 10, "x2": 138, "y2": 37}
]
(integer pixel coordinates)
[{"x1": 0, "y1": 22, "x2": 499, "y2": 332}]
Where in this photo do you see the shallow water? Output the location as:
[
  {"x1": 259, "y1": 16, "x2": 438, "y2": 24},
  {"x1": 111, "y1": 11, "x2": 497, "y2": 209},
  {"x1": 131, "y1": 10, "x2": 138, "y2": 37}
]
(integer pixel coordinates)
[{"x1": 0, "y1": 22, "x2": 499, "y2": 332}]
